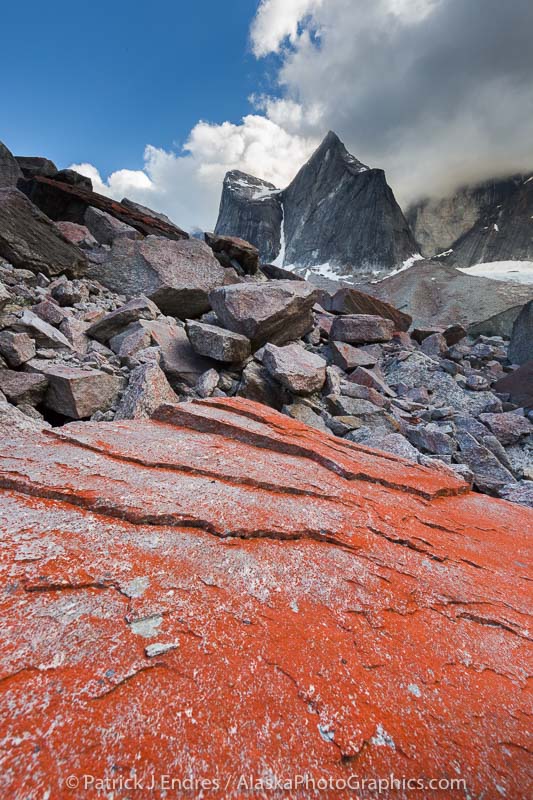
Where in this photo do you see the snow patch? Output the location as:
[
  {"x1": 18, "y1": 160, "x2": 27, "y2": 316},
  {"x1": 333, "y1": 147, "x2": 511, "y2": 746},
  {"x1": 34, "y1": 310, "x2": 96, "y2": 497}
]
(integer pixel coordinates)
[
  {"x1": 303, "y1": 263, "x2": 352, "y2": 281},
  {"x1": 375, "y1": 253, "x2": 424, "y2": 281},
  {"x1": 458, "y1": 260, "x2": 533, "y2": 285},
  {"x1": 272, "y1": 199, "x2": 286, "y2": 267}
]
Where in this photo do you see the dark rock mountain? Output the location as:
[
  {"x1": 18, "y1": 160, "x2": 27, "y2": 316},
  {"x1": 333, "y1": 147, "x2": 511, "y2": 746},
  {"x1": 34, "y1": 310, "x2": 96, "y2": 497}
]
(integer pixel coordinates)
[
  {"x1": 215, "y1": 170, "x2": 283, "y2": 264},
  {"x1": 215, "y1": 132, "x2": 418, "y2": 279},
  {"x1": 408, "y1": 174, "x2": 533, "y2": 266},
  {"x1": 281, "y1": 131, "x2": 417, "y2": 275}
]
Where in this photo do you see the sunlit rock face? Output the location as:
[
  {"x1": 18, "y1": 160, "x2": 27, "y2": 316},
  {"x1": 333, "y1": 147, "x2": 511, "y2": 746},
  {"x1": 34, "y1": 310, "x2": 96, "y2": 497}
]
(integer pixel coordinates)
[{"x1": 0, "y1": 397, "x2": 530, "y2": 798}]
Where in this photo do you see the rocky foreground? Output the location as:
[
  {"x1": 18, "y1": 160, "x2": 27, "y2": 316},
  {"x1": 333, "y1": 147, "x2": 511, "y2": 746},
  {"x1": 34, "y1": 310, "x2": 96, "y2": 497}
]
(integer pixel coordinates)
[
  {"x1": 0, "y1": 138, "x2": 532, "y2": 507},
  {"x1": 0, "y1": 397, "x2": 531, "y2": 798}
]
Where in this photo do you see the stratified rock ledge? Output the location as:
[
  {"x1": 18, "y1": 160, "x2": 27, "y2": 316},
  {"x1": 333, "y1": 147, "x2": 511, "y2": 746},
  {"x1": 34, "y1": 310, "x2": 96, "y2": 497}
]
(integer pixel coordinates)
[{"x1": 0, "y1": 397, "x2": 531, "y2": 798}]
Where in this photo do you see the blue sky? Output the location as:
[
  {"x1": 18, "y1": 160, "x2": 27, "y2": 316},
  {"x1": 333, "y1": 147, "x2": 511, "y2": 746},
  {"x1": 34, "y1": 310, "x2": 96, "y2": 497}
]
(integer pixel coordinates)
[{"x1": 1, "y1": 0, "x2": 270, "y2": 173}]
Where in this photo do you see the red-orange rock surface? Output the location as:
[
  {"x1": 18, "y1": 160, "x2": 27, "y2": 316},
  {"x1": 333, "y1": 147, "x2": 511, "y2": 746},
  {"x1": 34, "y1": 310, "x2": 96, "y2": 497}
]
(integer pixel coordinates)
[{"x1": 0, "y1": 398, "x2": 531, "y2": 799}]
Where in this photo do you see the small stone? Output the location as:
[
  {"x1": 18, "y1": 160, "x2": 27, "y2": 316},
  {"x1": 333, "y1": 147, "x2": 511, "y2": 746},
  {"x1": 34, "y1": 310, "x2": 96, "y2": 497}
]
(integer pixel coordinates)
[
  {"x1": 145, "y1": 642, "x2": 179, "y2": 658},
  {"x1": 420, "y1": 333, "x2": 447, "y2": 357},
  {"x1": 196, "y1": 368, "x2": 220, "y2": 399}
]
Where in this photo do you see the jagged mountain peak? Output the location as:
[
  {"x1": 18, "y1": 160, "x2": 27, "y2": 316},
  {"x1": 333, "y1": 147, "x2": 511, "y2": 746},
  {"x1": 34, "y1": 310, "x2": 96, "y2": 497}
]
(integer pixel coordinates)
[{"x1": 296, "y1": 130, "x2": 370, "y2": 179}]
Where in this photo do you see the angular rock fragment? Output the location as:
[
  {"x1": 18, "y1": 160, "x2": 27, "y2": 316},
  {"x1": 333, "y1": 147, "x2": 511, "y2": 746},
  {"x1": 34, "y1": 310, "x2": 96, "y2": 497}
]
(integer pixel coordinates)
[
  {"x1": 147, "y1": 320, "x2": 215, "y2": 387},
  {"x1": 0, "y1": 188, "x2": 87, "y2": 277},
  {"x1": 508, "y1": 300, "x2": 533, "y2": 365},
  {"x1": 330, "y1": 340, "x2": 377, "y2": 371},
  {"x1": 237, "y1": 361, "x2": 285, "y2": 409},
  {"x1": 21, "y1": 176, "x2": 189, "y2": 240},
  {"x1": 204, "y1": 232, "x2": 259, "y2": 275},
  {"x1": 186, "y1": 320, "x2": 251, "y2": 363},
  {"x1": 89, "y1": 237, "x2": 227, "y2": 317},
  {"x1": 0, "y1": 281, "x2": 10, "y2": 311},
  {"x1": 0, "y1": 331, "x2": 35, "y2": 367},
  {"x1": 14, "y1": 310, "x2": 73, "y2": 349},
  {"x1": 27, "y1": 361, "x2": 124, "y2": 419},
  {"x1": 84, "y1": 206, "x2": 142, "y2": 245},
  {"x1": 0, "y1": 369, "x2": 48, "y2": 405},
  {"x1": 349, "y1": 366, "x2": 396, "y2": 397},
  {"x1": 0, "y1": 142, "x2": 23, "y2": 187},
  {"x1": 86, "y1": 296, "x2": 159, "y2": 343},
  {"x1": 15, "y1": 156, "x2": 57, "y2": 179},
  {"x1": 322, "y1": 286, "x2": 411, "y2": 331},
  {"x1": 115, "y1": 362, "x2": 177, "y2": 420},
  {"x1": 263, "y1": 343, "x2": 326, "y2": 395},
  {"x1": 494, "y1": 360, "x2": 533, "y2": 408},
  {"x1": 209, "y1": 280, "x2": 318, "y2": 348},
  {"x1": 455, "y1": 430, "x2": 515, "y2": 493},
  {"x1": 330, "y1": 314, "x2": 394, "y2": 344},
  {"x1": 479, "y1": 411, "x2": 532, "y2": 446},
  {"x1": 54, "y1": 221, "x2": 98, "y2": 248}
]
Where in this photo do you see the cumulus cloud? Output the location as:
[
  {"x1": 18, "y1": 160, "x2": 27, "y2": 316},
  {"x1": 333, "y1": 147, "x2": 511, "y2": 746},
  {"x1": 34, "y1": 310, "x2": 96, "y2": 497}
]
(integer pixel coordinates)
[
  {"x1": 74, "y1": 0, "x2": 533, "y2": 230},
  {"x1": 73, "y1": 118, "x2": 317, "y2": 232}
]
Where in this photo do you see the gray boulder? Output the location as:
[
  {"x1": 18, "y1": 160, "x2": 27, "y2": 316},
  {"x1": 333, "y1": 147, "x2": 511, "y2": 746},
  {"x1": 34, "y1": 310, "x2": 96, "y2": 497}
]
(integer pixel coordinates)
[
  {"x1": 0, "y1": 370, "x2": 48, "y2": 405},
  {"x1": 0, "y1": 142, "x2": 23, "y2": 187},
  {"x1": 86, "y1": 297, "x2": 159, "y2": 343},
  {"x1": 508, "y1": 300, "x2": 533, "y2": 365},
  {"x1": 27, "y1": 361, "x2": 124, "y2": 419},
  {"x1": 0, "y1": 331, "x2": 36, "y2": 367},
  {"x1": 479, "y1": 411, "x2": 532, "y2": 446},
  {"x1": 15, "y1": 156, "x2": 57, "y2": 179},
  {"x1": 186, "y1": 320, "x2": 250, "y2": 363},
  {"x1": 84, "y1": 206, "x2": 142, "y2": 245},
  {"x1": 0, "y1": 188, "x2": 87, "y2": 277},
  {"x1": 209, "y1": 280, "x2": 318, "y2": 349},
  {"x1": 89, "y1": 236, "x2": 228, "y2": 317},
  {"x1": 0, "y1": 282, "x2": 10, "y2": 311},
  {"x1": 330, "y1": 341, "x2": 378, "y2": 371},
  {"x1": 262, "y1": 343, "x2": 326, "y2": 395},
  {"x1": 455, "y1": 430, "x2": 515, "y2": 493},
  {"x1": 237, "y1": 361, "x2": 286, "y2": 410},
  {"x1": 115, "y1": 362, "x2": 177, "y2": 420},
  {"x1": 329, "y1": 314, "x2": 394, "y2": 344},
  {"x1": 14, "y1": 310, "x2": 73, "y2": 350},
  {"x1": 145, "y1": 320, "x2": 215, "y2": 387}
]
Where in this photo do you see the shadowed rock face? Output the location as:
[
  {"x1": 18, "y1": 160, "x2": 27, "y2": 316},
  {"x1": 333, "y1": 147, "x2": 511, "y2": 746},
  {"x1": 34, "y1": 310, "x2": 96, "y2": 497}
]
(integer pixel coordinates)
[
  {"x1": 215, "y1": 170, "x2": 283, "y2": 264},
  {"x1": 0, "y1": 397, "x2": 530, "y2": 798},
  {"x1": 408, "y1": 174, "x2": 533, "y2": 265},
  {"x1": 215, "y1": 133, "x2": 418, "y2": 278},
  {"x1": 282, "y1": 132, "x2": 417, "y2": 276}
]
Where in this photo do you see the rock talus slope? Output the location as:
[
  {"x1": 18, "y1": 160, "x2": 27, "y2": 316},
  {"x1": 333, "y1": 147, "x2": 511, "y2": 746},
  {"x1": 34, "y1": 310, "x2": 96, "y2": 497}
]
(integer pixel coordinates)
[{"x1": 0, "y1": 397, "x2": 531, "y2": 799}]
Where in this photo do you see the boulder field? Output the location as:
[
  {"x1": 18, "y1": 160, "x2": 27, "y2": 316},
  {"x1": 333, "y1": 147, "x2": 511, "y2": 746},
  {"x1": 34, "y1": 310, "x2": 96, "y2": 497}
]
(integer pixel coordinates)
[{"x1": 0, "y1": 397, "x2": 531, "y2": 799}]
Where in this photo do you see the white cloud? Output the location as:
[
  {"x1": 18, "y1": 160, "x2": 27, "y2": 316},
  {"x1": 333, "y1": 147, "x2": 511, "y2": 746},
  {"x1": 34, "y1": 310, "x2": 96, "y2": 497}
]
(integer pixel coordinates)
[
  {"x1": 73, "y1": 0, "x2": 533, "y2": 231},
  {"x1": 73, "y1": 117, "x2": 317, "y2": 232},
  {"x1": 250, "y1": 0, "x2": 324, "y2": 57}
]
